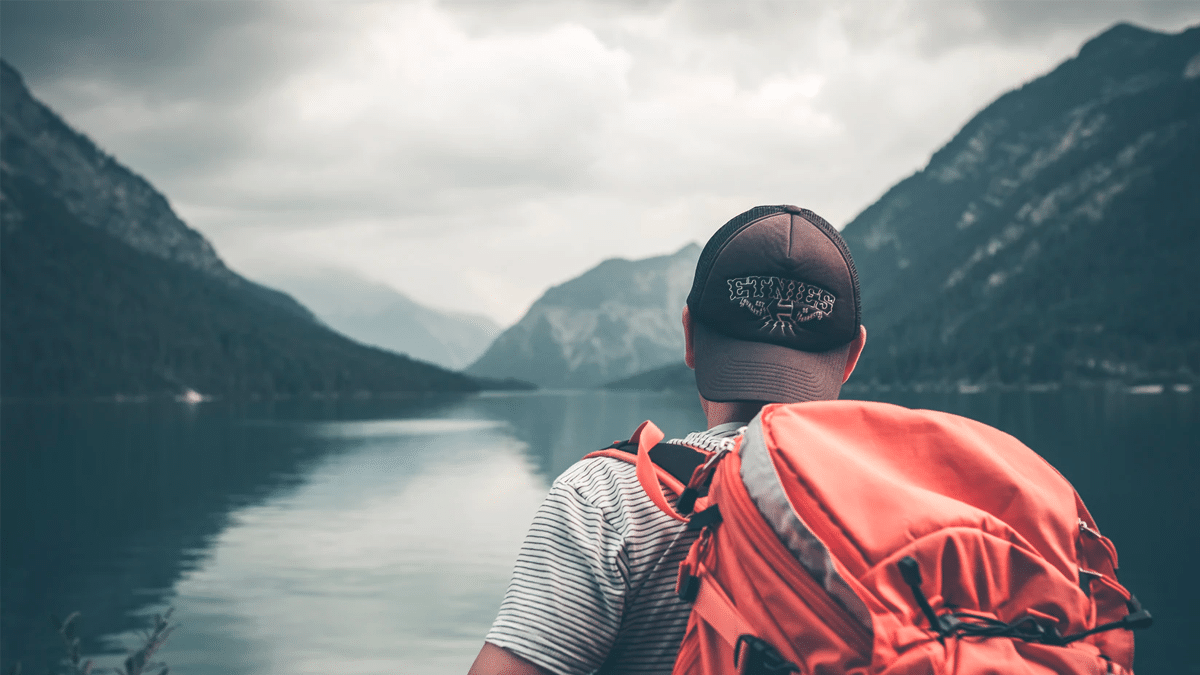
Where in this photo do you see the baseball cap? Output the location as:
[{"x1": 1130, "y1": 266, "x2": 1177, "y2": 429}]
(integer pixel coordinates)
[{"x1": 686, "y1": 205, "x2": 861, "y2": 403}]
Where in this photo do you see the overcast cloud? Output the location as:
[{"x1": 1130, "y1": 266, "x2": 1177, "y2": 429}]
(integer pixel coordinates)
[{"x1": 4, "y1": 0, "x2": 1199, "y2": 324}]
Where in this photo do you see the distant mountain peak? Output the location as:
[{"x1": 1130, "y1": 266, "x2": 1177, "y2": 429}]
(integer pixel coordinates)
[
  {"x1": 468, "y1": 243, "x2": 701, "y2": 388},
  {"x1": 266, "y1": 271, "x2": 501, "y2": 371},
  {"x1": 1079, "y1": 22, "x2": 1166, "y2": 57}
]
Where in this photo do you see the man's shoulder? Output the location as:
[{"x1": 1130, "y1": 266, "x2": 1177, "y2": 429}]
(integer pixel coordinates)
[
  {"x1": 554, "y1": 455, "x2": 639, "y2": 498},
  {"x1": 548, "y1": 434, "x2": 719, "y2": 532},
  {"x1": 554, "y1": 433, "x2": 709, "y2": 494}
]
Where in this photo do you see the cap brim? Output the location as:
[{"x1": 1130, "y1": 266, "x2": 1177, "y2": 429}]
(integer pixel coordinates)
[{"x1": 692, "y1": 321, "x2": 851, "y2": 403}]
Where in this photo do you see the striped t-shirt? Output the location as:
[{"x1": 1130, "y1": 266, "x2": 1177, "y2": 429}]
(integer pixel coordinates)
[{"x1": 486, "y1": 424, "x2": 745, "y2": 675}]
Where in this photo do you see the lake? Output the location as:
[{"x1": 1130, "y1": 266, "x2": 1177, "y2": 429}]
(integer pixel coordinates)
[{"x1": 2, "y1": 389, "x2": 1195, "y2": 674}]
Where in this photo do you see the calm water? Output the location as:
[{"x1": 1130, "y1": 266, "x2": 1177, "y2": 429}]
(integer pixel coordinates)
[{"x1": 1, "y1": 389, "x2": 1195, "y2": 674}]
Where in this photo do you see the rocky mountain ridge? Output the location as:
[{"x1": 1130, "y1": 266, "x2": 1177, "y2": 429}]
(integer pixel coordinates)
[
  {"x1": 468, "y1": 244, "x2": 700, "y2": 388},
  {"x1": 840, "y1": 22, "x2": 1199, "y2": 386}
]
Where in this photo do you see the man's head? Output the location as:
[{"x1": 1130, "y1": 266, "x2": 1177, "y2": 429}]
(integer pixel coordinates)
[{"x1": 683, "y1": 205, "x2": 865, "y2": 409}]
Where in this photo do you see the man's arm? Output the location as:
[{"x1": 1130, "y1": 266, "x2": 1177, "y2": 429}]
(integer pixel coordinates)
[
  {"x1": 471, "y1": 461, "x2": 634, "y2": 675},
  {"x1": 468, "y1": 642, "x2": 554, "y2": 675}
]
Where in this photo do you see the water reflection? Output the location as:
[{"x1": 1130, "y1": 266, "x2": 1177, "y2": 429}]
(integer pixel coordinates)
[
  {"x1": 1, "y1": 398, "x2": 345, "y2": 674},
  {"x1": 129, "y1": 391, "x2": 708, "y2": 675},
  {"x1": 164, "y1": 416, "x2": 546, "y2": 674},
  {"x1": 464, "y1": 390, "x2": 707, "y2": 480}
]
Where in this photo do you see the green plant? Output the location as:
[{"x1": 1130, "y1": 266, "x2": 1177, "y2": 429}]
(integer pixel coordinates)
[
  {"x1": 110, "y1": 609, "x2": 174, "y2": 675},
  {"x1": 13, "y1": 609, "x2": 178, "y2": 675},
  {"x1": 49, "y1": 612, "x2": 92, "y2": 675}
]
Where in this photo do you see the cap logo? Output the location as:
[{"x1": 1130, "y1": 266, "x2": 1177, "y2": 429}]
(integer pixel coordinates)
[{"x1": 727, "y1": 275, "x2": 836, "y2": 336}]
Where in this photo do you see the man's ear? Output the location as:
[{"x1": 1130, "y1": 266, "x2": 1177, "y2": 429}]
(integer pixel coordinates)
[
  {"x1": 682, "y1": 306, "x2": 696, "y2": 370},
  {"x1": 843, "y1": 325, "x2": 867, "y2": 383}
]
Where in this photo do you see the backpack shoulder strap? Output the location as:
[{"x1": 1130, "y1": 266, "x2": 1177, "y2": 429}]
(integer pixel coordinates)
[
  {"x1": 598, "y1": 440, "x2": 708, "y2": 487},
  {"x1": 584, "y1": 421, "x2": 711, "y2": 521}
]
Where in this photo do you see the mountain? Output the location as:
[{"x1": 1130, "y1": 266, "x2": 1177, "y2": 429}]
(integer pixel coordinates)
[
  {"x1": 0, "y1": 62, "x2": 311, "y2": 322},
  {"x1": 838, "y1": 23, "x2": 1200, "y2": 387},
  {"x1": 0, "y1": 60, "x2": 483, "y2": 399},
  {"x1": 467, "y1": 244, "x2": 700, "y2": 388},
  {"x1": 603, "y1": 360, "x2": 694, "y2": 392},
  {"x1": 268, "y1": 272, "x2": 501, "y2": 371},
  {"x1": 603, "y1": 23, "x2": 1200, "y2": 392}
]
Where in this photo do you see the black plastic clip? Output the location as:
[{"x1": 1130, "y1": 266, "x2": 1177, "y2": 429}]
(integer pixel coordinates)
[
  {"x1": 733, "y1": 635, "x2": 799, "y2": 675},
  {"x1": 1055, "y1": 594, "x2": 1154, "y2": 644},
  {"x1": 687, "y1": 505, "x2": 722, "y2": 531},
  {"x1": 678, "y1": 574, "x2": 700, "y2": 602},
  {"x1": 677, "y1": 487, "x2": 700, "y2": 515},
  {"x1": 1123, "y1": 595, "x2": 1154, "y2": 630},
  {"x1": 898, "y1": 556, "x2": 948, "y2": 635}
]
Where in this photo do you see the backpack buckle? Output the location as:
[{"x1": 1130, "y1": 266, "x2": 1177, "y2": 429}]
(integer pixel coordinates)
[
  {"x1": 679, "y1": 448, "x2": 729, "y2": 514},
  {"x1": 686, "y1": 505, "x2": 723, "y2": 531},
  {"x1": 733, "y1": 635, "x2": 799, "y2": 675}
]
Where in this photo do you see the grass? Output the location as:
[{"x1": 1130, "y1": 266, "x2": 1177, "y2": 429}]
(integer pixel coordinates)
[{"x1": 7, "y1": 609, "x2": 176, "y2": 675}]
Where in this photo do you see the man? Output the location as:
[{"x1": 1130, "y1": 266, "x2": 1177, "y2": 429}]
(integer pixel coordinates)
[{"x1": 469, "y1": 204, "x2": 867, "y2": 675}]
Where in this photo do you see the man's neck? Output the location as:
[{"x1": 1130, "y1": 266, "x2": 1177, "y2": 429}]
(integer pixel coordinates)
[{"x1": 701, "y1": 398, "x2": 766, "y2": 428}]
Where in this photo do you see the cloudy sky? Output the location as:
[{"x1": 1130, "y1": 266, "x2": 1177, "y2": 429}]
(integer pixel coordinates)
[{"x1": 4, "y1": 1, "x2": 1199, "y2": 325}]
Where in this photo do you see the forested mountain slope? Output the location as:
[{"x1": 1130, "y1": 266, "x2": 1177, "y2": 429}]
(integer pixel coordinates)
[
  {"x1": 839, "y1": 23, "x2": 1199, "y2": 386},
  {"x1": 1, "y1": 60, "x2": 482, "y2": 398}
]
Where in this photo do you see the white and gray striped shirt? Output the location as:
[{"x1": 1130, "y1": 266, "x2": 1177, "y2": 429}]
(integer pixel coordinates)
[{"x1": 486, "y1": 424, "x2": 744, "y2": 675}]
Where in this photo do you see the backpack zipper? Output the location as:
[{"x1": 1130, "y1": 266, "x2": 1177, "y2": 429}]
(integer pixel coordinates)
[{"x1": 1078, "y1": 518, "x2": 1120, "y2": 568}]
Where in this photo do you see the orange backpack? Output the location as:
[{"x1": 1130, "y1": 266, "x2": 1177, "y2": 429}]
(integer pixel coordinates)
[{"x1": 593, "y1": 400, "x2": 1150, "y2": 675}]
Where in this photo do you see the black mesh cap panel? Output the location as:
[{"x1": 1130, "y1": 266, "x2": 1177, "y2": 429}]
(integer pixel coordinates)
[{"x1": 686, "y1": 205, "x2": 790, "y2": 312}]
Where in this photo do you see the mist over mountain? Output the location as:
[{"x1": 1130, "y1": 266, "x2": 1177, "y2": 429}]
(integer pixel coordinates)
[
  {"x1": 1, "y1": 60, "x2": 483, "y2": 399},
  {"x1": 271, "y1": 272, "x2": 501, "y2": 371},
  {"x1": 468, "y1": 244, "x2": 700, "y2": 388},
  {"x1": 840, "y1": 23, "x2": 1199, "y2": 387}
]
